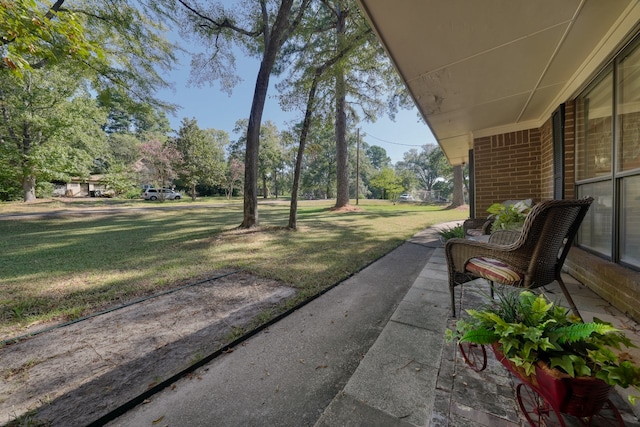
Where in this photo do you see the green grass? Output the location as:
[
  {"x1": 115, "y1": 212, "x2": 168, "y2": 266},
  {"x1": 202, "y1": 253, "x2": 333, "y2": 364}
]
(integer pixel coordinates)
[{"x1": 0, "y1": 199, "x2": 468, "y2": 339}]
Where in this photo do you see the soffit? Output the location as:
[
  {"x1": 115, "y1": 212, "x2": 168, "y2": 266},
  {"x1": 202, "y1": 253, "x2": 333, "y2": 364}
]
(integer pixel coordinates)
[{"x1": 357, "y1": 0, "x2": 640, "y2": 165}]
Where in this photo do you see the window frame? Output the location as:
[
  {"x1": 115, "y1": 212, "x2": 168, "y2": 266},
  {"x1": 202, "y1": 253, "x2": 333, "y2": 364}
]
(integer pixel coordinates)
[{"x1": 575, "y1": 35, "x2": 640, "y2": 271}]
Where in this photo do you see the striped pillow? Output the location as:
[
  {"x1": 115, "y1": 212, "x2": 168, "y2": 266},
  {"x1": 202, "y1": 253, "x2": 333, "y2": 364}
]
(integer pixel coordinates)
[{"x1": 466, "y1": 257, "x2": 523, "y2": 285}]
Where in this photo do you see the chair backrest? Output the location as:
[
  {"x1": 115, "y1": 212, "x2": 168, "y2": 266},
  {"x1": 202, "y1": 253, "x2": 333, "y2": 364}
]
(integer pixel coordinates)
[{"x1": 511, "y1": 197, "x2": 594, "y2": 287}]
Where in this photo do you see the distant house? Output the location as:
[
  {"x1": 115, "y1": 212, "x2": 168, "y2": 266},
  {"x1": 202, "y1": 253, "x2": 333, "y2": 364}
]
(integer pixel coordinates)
[{"x1": 52, "y1": 175, "x2": 109, "y2": 197}]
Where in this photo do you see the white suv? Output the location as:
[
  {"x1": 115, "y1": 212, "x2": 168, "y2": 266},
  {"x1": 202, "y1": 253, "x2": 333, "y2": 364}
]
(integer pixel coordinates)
[{"x1": 143, "y1": 188, "x2": 182, "y2": 200}]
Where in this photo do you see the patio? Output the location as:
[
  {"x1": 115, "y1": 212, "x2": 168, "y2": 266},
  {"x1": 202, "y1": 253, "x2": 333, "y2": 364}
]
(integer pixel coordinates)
[{"x1": 317, "y1": 225, "x2": 640, "y2": 426}]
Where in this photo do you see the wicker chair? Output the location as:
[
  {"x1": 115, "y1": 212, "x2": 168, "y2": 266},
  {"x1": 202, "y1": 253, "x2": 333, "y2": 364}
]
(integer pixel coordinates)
[{"x1": 445, "y1": 197, "x2": 594, "y2": 318}]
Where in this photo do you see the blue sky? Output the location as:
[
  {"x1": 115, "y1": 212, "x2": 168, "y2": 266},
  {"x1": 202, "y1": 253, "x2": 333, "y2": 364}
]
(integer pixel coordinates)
[{"x1": 157, "y1": 30, "x2": 437, "y2": 165}]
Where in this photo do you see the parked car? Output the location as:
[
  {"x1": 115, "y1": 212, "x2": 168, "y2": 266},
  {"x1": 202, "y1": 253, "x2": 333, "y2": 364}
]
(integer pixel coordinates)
[
  {"x1": 399, "y1": 193, "x2": 414, "y2": 201},
  {"x1": 143, "y1": 188, "x2": 182, "y2": 200}
]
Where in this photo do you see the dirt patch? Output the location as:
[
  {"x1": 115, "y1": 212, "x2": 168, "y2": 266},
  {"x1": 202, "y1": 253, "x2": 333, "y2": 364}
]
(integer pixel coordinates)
[{"x1": 0, "y1": 272, "x2": 297, "y2": 427}]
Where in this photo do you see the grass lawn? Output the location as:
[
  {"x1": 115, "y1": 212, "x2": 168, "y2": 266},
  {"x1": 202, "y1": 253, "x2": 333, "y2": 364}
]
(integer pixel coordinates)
[{"x1": 0, "y1": 198, "x2": 468, "y2": 339}]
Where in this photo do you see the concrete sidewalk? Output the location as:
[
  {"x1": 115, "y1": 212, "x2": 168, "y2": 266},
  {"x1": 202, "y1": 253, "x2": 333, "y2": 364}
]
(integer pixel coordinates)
[{"x1": 108, "y1": 223, "x2": 640, "y2": 427}]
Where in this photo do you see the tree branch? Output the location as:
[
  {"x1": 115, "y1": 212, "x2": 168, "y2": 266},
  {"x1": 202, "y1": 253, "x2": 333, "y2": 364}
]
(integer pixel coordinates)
[{"x1": 176, "y1": 0, "x2": 261, "y2": 37}]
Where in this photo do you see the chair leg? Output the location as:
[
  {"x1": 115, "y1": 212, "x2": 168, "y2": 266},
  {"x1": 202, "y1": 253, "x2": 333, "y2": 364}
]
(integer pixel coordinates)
[
  {"x1": 450, "y1": 283, "x2": 457, "y2": 318},
  {"x1": 490, "y1": 281, "x2": 495, "y2": 299},
  {"x1": 556, "y1": 275, "x2": 583, "y2": 321}
]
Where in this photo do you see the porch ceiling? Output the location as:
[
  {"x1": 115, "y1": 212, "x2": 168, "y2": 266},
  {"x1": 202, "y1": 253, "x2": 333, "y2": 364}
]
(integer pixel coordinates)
[{"x1": 357, "y1": 0, "x2": 640, "y2": 165}]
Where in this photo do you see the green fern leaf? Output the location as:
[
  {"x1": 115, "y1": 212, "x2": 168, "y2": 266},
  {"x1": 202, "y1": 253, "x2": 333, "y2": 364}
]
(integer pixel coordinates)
[
  {"x1": 460, "y1": 328, "x2": 498, "y2": 344},
  {"x1": 551, "y1": 323, "x2": 617, "y2": 344}
]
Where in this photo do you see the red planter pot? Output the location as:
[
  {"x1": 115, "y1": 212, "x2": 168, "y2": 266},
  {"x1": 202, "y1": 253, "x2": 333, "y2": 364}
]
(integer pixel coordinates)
[{"x1": 491, "y1": 343, "x2": 612, "y2": 418}]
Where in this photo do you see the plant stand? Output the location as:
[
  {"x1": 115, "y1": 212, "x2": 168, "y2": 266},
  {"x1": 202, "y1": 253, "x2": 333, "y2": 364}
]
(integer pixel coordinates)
[{"x1": 458, "y1": 342, "x2": 624, "y2": 426}]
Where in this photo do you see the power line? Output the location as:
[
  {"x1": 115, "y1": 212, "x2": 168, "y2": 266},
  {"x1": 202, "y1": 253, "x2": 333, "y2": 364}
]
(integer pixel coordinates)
[{"x1": 364, "y1": 133, "x2": 426, "y2": 147}]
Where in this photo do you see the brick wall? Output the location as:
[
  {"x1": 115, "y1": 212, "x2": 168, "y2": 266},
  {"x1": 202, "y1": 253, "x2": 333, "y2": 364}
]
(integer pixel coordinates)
[
  {"x1": 566, "y1": 249, "x2": 640, "y2": 322},
  {"x1": 473, "y1": 129, "x2": 542, "y2": 214},
  {"x1": 472, "y1": 104, "x2": 638, "y2": 322}
]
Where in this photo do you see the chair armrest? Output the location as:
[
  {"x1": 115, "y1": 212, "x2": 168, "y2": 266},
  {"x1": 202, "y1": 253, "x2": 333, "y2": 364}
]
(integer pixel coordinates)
[
  {"x1": 445, "y1": 237, "x2": 529, "y2": 276},
  {"x1": 463, "y1": 218, "x2": 493, "y2": 236}
]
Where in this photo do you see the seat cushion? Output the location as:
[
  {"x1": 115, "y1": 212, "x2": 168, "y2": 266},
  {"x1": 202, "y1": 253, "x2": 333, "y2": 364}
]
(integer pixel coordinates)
[{"x1": 465, "y1": 257, "x2": 524, "y2": 285}]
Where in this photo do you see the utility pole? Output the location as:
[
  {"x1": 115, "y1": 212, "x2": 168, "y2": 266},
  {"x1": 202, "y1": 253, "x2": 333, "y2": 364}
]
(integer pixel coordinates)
[{"x1": 356, "y1": 128, "x2": 360, "y2": 205}]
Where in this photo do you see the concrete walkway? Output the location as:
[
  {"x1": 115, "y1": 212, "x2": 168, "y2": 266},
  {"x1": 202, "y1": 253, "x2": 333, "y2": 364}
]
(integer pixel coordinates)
[{"x1": 107, "y1": 223, "x2": 640, "y2": 427}]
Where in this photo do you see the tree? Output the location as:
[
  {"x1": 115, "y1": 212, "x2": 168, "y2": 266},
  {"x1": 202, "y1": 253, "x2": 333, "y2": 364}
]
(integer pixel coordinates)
[
  {"x1": 278, "y1": 0, "x2": 412, "y2": 217},
  {"x1": 451, "y1": 164, "x2": 465, "y2": 207},
  {"x1": 175, "y1": 118, "x2": 227, "y2": 201},
  {"x1": 369, "y1": 167, "x2": 402, "y2": 200},
  {"x1": 163, "y1": 0, "x2": 312, "y2": 227},
  {"x1": 98, "y1": 88, "x2": 172, "y2": 138},
  {"x1": 1, "y1": 0, "x2": 178, "y2": 201},
  {"x1": 98, "y1": 89, "x2": 174, "y2": 195},
  {"x1": 279, "y1": 14, "x2": 371, "y2": 227},
  {"x1": 224, "y1": 157, "x2": 244, "y2": 199},
  {"x1": 257, "y1": 121, "x2": 285, "y2": 198},
  {"x1": 301, "y1": 122, "x2": 337, "y2": 199},
  {"x1": 101, "y1": 162, "x2": 137, "y2": 197},
  {"x1": 323, "y1": 0, "x2": 413, "y2": 209},
  {"x1": 0, "y1": 66, "x2": 107, "y2": 201},
  {"x1": 402, "y1": 145, "x2": 450, "y2": 194},
  {"x1": 138, "y1": 139, "x2": 183, "y2": 196},
  {"x1": 3, "y1": 1, "x2": 177, "y2": 106},
  {"x1": 1, "y1": 0, "x2": 99, "y2": 74},
  {"x1": 366, "y1": 145, "x2": 391, "y2": 170}
]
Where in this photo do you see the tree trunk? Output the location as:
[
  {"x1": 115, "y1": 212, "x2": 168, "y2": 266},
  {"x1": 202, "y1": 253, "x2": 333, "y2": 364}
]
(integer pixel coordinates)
[
  {"x1": 191, "y1": 183, "x2": 196, "y2": 201},
  {"x1": 451, "y1": 164, "x2": 464, "y2": 207},
  {"x1": 241, "y1": 0, "x2": 295, "y2": 228},
  {"x1": 243, "y1": 104, "x2": 260, "y2": 227},
  {"x1": 227, "y1": 182, "x2": 234, "y2": 200},
  {"x1": 22, "y1": 175, "x2": 36, "y2": 202},
  {"x1": 274, "y1": 169, "x2": 278, "y2": 198},
  {"x1": 289, "y1": 69, "x2": 321, "y2": 229},
  {"x1": 262, "y1": 173, "x2": 268, "y2": 198},
  {"x1": 20, "y1": 119, "x2": 37, "y2": 202},
  {"x1": 334, "y1": 5, "x2": 349, "y2": 209}
]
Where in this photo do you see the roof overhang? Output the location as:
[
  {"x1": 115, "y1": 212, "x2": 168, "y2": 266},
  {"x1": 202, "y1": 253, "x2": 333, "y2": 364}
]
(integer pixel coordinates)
[{"x1": 357, "y1": 0, "x2": 640, "y2": 165}]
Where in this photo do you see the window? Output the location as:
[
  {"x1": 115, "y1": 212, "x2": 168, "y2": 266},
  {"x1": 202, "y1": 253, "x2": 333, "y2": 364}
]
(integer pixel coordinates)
[
  {"x1": 618, "y1": 44, "x2": 640, "y2": 173},
  {"x1": 575, "y1": 37, "x2": 640, "y2": 270},
  {"x1": 576, "y1": 70, "x2": 613, "y2": 182}
]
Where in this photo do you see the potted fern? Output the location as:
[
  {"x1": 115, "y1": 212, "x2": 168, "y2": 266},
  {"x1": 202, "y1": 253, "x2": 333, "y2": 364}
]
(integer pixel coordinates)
[
  {"x1": 447, "y1": 290, "x2": 640, "y2": 418},
  {"x1": 486, "y1": 199, "x2": 532, "y2": 231},
  {"x1": 437, "y1": 223, "x2": 464, "y2": 243}
]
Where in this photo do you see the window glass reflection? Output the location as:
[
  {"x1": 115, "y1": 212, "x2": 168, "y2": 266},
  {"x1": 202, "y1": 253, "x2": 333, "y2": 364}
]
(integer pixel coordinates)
[
  {"x1": 578, "y1": 182, "x2": 612, "y2": 257},
  {"x1": 576, "y1": 71, "x2": 613, "y2": 180},
  {"x1": 618, "y1": 46, "x2": 640, "y2": 173},
  {"x1": 621, "y1": 176, "x2": 640, "y2": 267}
]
